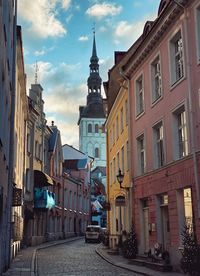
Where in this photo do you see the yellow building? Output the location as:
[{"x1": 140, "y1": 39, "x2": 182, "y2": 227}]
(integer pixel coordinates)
[{"x1": 104, "y1": 52, "x2": 132, "y2": 249}]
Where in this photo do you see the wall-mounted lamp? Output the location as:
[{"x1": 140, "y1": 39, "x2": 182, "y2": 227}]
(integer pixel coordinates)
[{"x1": 116, "y1": 169, "x2": 129, "y2": 190}]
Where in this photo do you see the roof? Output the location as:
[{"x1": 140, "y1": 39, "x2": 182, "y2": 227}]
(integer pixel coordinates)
[
  {"x1": 91, "y1": 166, "x2": 106, "y2": 176},
  {"x1": 63, "y1": 158, "x2": 88, "y2": 170},
  {"x1": 49, "y1": 126, "x2": 58, "y2": 152}
]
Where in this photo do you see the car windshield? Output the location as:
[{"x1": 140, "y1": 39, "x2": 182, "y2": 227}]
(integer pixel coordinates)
[{"x1": 86, "y1": 227, "x2": 100, "y2": 232}]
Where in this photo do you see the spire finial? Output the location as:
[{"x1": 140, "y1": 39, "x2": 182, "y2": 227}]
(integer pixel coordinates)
[
  {"x1": 35, "y1": 61, "x2": 39, "y2": 84},
  {"x1": 92, "y1": 22, "x2": 95, "y2": 35}
]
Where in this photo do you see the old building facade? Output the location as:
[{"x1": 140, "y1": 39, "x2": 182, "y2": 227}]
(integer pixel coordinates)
[
  {"x1": 0, "y1": 1, "x2": 17, "y2": 273},
  {"x1": 120, "y1": 0, "x2": 200, "y2": 269}
]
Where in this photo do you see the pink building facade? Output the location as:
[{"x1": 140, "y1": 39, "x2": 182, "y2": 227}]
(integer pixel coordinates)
[{"x1": 122, "y1": 0, "x2": 200, "y2": 268}]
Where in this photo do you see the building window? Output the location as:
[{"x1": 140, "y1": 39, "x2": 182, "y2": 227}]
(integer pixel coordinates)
[
  {"x1": 137, "y1": 134, "x2": 145, "y2": 175},
  {"x1": 113, "y1": 158, "x2": 116, "y2": 180},
  {"x1": 136, "y1": 75, "x2": 144, "y2": 116},
  {"x1": 125, "y1": 100, "x2": 128, "y2": 125},
  {"x1": 169, "y1": 31, "x2": 184, "y2": 85},
  {"x1": 95, "y1": 147, "x2": 99, "y2": 158},
  {"x1": 110, "y1": 162, "x2": 112, "y2": 185},
  {"x1": 153, "y1": 122, "x2": 164, "y2": 168},
  {"x1": 121, "y1": 146, "x2": 124, "y2": 173},
  {"x1": 196, "y1": 5, "x2": 200, "y2": 61},
  {"x1": 112, "y1": 123, "x2": 115, "y2": 145},
  {"x1": 183, "y1": 188, "x2": 193, "y2": 231},
  {"x1": 151, "y1": 56, "x2": 162, "y2": 103},
  {"x1": 27, "y1": 133, "x2": 31, "y2": 153},
  {"x1": 26, "y1": 169, "x2": 31, "y2": 192},
  {"x1": 116, "y1": 116, "x2": 119, "y2": 139},
  {"x1": 88, "y1": 123, "x2": 92, "y2": 133},
  {"x1": 173, "y1": 107, "x2": 188, "y2": 159},
  {"x1": 109, "y1": 130, "x2": 112, "y2": 148},
  {"x1": 117, "y1": 152, "x2": 120, "y2": 172},
  {"x1": 120, "y1": 107, "x2": 124, "y2": 132},
  {"x1": 95, "y1": 124, "x2": 99, "y2": 133},
  {"x1": 126, "y1": 141, "x2": 129, "y2": 171}
]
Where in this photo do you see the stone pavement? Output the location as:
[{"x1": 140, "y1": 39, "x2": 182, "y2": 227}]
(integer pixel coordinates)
[
  {"x1": 3, "y1": 238, "x2": 184, "y2": 276},
  {"x1": 95, "y1": 244, "x2": 184, "y2": 276}
]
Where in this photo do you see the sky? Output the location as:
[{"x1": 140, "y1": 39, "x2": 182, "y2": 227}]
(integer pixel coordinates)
[{"x1": 17, "y1": 0, "x2": 160, "y2": 149}]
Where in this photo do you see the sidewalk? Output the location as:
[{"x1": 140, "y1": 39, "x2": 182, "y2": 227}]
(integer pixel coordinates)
[
  {"x1": 3, "y1": 239, "x2": 185, "y2": 276},
  {"x1": 2, "y1": 236, "x2": 82, "y2": 276},
  {"x1": 95, "y1": 244, "x2": 184, "y2": 276}
]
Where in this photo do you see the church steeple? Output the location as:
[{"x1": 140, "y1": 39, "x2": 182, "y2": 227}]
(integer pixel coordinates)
[
  {"x1": 78, "y1": 30, "x2": 105, "y2": 125},
  {"x1": 87, "y1": 31, "x2": 102, "y2": 96}
]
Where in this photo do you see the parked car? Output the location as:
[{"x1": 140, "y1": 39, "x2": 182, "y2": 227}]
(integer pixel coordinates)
[{"x1": 85, "y1": 225, "x2": 102, "y2": 243}]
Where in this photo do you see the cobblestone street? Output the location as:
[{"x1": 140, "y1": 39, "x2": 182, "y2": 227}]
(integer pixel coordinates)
[{"x1": 37, "y1": 239, "x2": 139, "y2": 276}]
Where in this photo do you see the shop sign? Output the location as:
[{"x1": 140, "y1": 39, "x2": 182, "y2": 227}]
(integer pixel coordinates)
[{"x1": 115, "y1": 196, "x2": 126, "y2": 206}]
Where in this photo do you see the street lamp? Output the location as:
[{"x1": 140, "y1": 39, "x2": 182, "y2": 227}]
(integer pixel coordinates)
[{"x1": 116, "y1": 169, "x2": 125, "y2": 189}]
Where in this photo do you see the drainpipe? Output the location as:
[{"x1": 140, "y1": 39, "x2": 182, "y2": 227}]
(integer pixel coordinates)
[
  {"x1": 173, "y1": 0, "x2": 200, "y2": 217},
  {"x1": 7, "y1": 0, "x2": 17, "y2": 266},
  {"x1": 119, "y1": 68, "x2": 134, "y2": 230}
]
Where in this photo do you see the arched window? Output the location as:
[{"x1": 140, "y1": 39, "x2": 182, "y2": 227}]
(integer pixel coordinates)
[
  {"x1": 95, "y1": 124, "x2": 99, "y2": 133},
  {"x1": 88, "y1": 123, "x2": 92, "y2": 133},
  {"x1": 95, "y1": 147, "x2": 100, "y2": 158}
]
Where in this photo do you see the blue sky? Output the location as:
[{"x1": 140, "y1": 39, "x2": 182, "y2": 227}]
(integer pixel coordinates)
[{"x1": 17, "y1": 0, "x2": 160, "y2": 148}]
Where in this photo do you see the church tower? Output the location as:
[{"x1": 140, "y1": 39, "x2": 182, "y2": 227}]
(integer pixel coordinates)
[{"x1": 78, "y1": 31, "x2": 106, "y2": 169}]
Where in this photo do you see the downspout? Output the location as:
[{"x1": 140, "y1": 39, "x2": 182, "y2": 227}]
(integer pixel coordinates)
[
  {"x1": 173, "y1": 1, "x2": 200, "y2": 217},
  {"x1": 119, "y1": 68, "x2": 134, "y2": 230},
  {"x1": 7, "y1": 0, "x2": 17, "y2": 266}
]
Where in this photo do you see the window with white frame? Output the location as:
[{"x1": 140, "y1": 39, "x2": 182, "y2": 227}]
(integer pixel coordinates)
[
  {"x1": 136, "y1": 75, "x2": 144, "y2": 116},
  {"x1": 196, "y1": 5, "x2": 200, "y2": 61},
  {"x1": 137, "y1": 134, "x2": 145, "y2": 174},
  {"x1": 169, "y1": 31, "x2": 184, "y2": 85},
  {"x1": 153, "y1": 122, "x2": 164, "y2": 168},
  {"x1": 151, "y1": 56, "x2": 162, "y2": 103},
  {"x1": 173, "y1": 106, "x2": 188, "y2": 159}
]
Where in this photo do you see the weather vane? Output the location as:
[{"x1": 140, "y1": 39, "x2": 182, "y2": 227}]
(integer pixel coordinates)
[{"x1": 35, "y1": 61, "x2": 39, "y2": 84}]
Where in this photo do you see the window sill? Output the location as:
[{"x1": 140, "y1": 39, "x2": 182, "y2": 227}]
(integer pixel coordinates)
[
  {"x1": 170, "y1": 76, "x2": 185, "y2": 91},
  {"x1": 151, "y1": 95, "x2": 163, "y2": 108},
  {"x1": 135, "y1": 110, "x2": 145, "y2": 121}
]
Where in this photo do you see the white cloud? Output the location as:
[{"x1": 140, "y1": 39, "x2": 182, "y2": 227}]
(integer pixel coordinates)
[
  {"x1": 78, "y1": 36, "x2": 89, "y2": 41},
  {"x1": 25, "y1": 61, "x2": 86, "y2": 148},
  {"x1": 18, "y1": 0, "x2": 66, "y2": 38},
  {"x1": 86, "y1": 2, "x2": 122, "y2": 19},
  {"x1": 113, "y1": 13, "x2": 157, "y2": 48},
  {"x1": 34, "y1": 50, "x2": 46, "y2": 56},
  {"x1": 61, "y1": 0, "x2": 71, "y2": 10}
]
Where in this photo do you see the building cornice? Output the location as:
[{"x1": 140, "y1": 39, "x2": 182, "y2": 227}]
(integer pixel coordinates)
[{"x1": 123, "y1": 2, "x2": 184, "y2": 77}]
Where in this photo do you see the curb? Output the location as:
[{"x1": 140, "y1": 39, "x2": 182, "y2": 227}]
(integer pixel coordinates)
[
  {"x1": 32, "y1": 237, "x2": 83, "y2": 276},
  {"x1": 95, "y1": 246, "x2": 148, "y2": 276}
]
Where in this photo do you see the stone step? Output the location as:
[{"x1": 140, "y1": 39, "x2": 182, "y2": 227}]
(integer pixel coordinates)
[{"x1": 128, "y1": 257, "x2": 173, "y2": 272}]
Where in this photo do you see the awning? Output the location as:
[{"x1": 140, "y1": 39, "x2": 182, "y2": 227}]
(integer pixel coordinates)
[{"x1": 34, "y1": 170, "x2": 53, "y2": 187}]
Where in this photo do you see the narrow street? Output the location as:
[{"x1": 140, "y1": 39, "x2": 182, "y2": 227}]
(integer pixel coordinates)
[{"x1": 37, "y1": 239, "x2": 139, "y2": 276}]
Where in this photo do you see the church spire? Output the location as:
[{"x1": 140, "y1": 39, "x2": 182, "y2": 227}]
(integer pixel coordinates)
[
  {"x1": 91, "y1": 29, "x2": 98, "y2": 62},
  {"x1": 87, "y1": 30, "x2": 102, "y2": 95}
]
